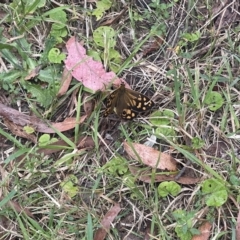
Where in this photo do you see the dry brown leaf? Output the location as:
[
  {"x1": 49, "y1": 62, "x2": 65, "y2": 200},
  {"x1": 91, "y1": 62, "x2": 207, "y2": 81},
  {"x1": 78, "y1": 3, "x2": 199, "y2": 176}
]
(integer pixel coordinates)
[
  {"x1": 124, "y1": 141, "x2": 177, "y2": 171},
  {"x1": 129, "y1": 166, "x2": 201, "y2": 185},
  {"x1": 143, "y1": 36, "x2": 164, "y2": 56},
  {"x1": 24, "y1": 65, "x2": 42, "y2": 80},
  {"x1": 0, "y1": 197, "x2": 35, "y2": 219},
  {"x1": 3, "y1": 118, "x2": 37, "y2": 143},
  {"x1": 8, "y1": 200, "x2": 35, "y2": 219},
  {"x1": 192, "y1": 221, "x2": 212, "y2": 240},
  {"x1": 57, "y1": 67, "x2": 72, "y2": 96},
  {"x1": 77, "y1": 136, "x2": 95, "y2": 149},
  {"x1": 83, "y1": 94, "x2": 94, "y2": 116},
  {"x1": 0, "y1": 104, "x2": 87, "y2": 134},
  {"x1": 48, "y1": 116, "x2": 87, "y2": 133},
  {"x1": 99, "y1": 6, "x2": 128, "y2": 26},
  {"x1": 94, "y1": 203, "x2": 121, "y2": 240}
]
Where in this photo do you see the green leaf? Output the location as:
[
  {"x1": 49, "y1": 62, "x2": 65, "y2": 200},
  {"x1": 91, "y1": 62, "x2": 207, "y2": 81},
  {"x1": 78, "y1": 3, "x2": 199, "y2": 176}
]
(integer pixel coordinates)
[
  {"x1": 92, "y1": 0, "x2": 112, "y2": 20},
  {"x1": 182, "y1": 31, "x2": 201, "y2": 42},
  {"x1": 158, "y1": 181, "x2": 181, "y2": 197},
  {"x1": 60, "y1": 175, "x2": 79, "y2": 198},
  {"x1": 50, "y1": 28, "x2": 68, "y2": 38},
  {"x1": 93, "y1": 26, "x2": 116, "y2": 48},
  {"x1": 155, "y1": 126, "x2": 176, "y2": 141},
  {"x1": 205, "y1": 190, "x2": 228, "y2": 207},
  {"x1": 38, "y1": 67, "x2": 61, "y2": 83},
  {"x1": 191, "y1": 137, "x2": 204, "y2": 149},
  {"x1": 204, "y1": 91, "x2": 224, "y2": 111},
  {"x1": 38, "y1": 134, "x2": 58, "y2": 146},
  {"x1": 101, "y1": 157, "x2": 128, "y2": 176},
  {"x1": 48, "y1": 48, "x2": 66, "y2": 63},
  {"x1": 175, "y1": 226, "x2": 192, "y2": 240},
  {"x1": 108, "y1": 48, "x2": 122, "y2": 72},
  {"x1": 49, "y1": 9, "x2": 67, "y2": 24},
  {"x1": 23, "y1": 83, "x2": 56, "y2": 108},
  {"x1": 201, "y1": 179, "x2": 228, "y2": 207},
  {"x1": 23, "y1": 126, "x2": 35, "y2": 134},
  {"x1": 150, "y1": 110, "x2": 174, "y2": 126},
  {"x1": 87, "y1": 50, "x2": 102, "y2": 62}
]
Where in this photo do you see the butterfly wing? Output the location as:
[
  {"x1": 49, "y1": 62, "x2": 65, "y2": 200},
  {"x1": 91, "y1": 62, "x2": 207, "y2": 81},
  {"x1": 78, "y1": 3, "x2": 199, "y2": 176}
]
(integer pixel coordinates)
[
  {"x1": 103, "y1": 89, "x2": 119, "y2": 117},
  {"x1": 104, "y1": 83, "x2": 154, "y2": 120},
  {"x1": 117, "y1": 87, "x2": 154, "y2": 120}
]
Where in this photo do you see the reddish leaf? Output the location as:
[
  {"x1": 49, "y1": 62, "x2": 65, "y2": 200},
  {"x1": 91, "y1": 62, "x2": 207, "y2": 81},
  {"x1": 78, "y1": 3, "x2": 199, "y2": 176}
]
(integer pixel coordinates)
[
  {"x1": 83, "y1": 94, "x2": 94, "y2": 116},
  {"x1": 142, "y1": 36, "x2": 164, "y2": 56},
  {"x1": 94, "y1": 204, "x2": 121, "y2": 240},
  {"x1": 48, "y1": 116, "x2": 87, "y2": 133},
  {"x1": 77, "y1": 136, "x2": 95, "y2": 149},
  {"x1": 24, "y1": 65, "x2": 42, "y2": 80},
  {"x1": 57, "y1": 67, "x2": 73, "y2": 96},
  {"x1": 192, "y1": 221, "x2": 212, "y2": 240},
  {"x1": 65, "y1": 36, "x2": 121, "y2": 92},
  {"x1": 124, "y1": 141, "x2": 177, "y2": 171},
  {"x1": 3, "y1": 118, "x2": 37, "y2": 143},
  {"x1": 0, "y1": 104, "x2": 87, "y2": 136},
  {"x1": 129, "y1": 166, "x2": 201, "y2": 184}
]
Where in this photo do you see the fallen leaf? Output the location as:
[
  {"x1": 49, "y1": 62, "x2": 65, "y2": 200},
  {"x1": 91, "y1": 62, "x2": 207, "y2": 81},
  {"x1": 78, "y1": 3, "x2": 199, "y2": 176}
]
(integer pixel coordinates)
[
  {"x1": 3, "y1": 118, "x2": 37, "y2": 143},
  {"x1": 77, "y1": 136, "x2": 96, "y2": 149},
  {"x1": 24, "y1": 65, "x2": 42, "y2": 80},
  {"x1": 0, "y1": 197, "x2": 35, "y2": 219},
  {"x1": 0, "y1": 104, "x2": 87, "y2": 134},
  {"x1": 65, "y1": 36, "x2": 121, "y2": 92},
  {"x1": 94, "y1": 203, "x2": 121, "y2": 240},
  {"x1": 99, "y1": 6, "x2": 128, "y2": 26},
  {"x1": 49, "y1": 116, "x2": 87, "y2": 133},
  {"x1": 124, "y1": 141, "x2": 177, "y2": 171},
  {"x1": 83, "y1": 93, "x2": 94, "y2": 116},
  {"x1": 57, "y1": 67, "x2": 73, "y2": 96},
  {"x1": 129, "y1": 166, "x2": 201, "y2": 184},
  {"x1": 143, "y1": 36, "x2": 164, "y2": 56},
  {"x1": 192, "y1": 221, "x2": 212, "y2": 240}
]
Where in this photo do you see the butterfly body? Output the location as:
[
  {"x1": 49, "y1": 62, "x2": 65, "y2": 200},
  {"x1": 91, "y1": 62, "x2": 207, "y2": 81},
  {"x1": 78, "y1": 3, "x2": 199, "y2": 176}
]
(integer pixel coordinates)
[{"x1": 104, "y1": 83, "x2": 154, "y2": 120}]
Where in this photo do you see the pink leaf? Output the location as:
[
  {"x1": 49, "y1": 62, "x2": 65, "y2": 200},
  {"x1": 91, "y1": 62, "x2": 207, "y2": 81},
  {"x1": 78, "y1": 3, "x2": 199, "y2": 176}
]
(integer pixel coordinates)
[
  {"x1": 94, "y1": 204, "x2": 121, "y2": 240},
  {"x1": 65, "y1": 37, "x2": 120, "y2": 92}
]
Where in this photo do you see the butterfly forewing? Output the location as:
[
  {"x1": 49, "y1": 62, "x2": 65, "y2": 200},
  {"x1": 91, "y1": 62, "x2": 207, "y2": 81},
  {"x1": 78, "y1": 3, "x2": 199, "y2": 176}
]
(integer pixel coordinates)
[{"x1": 104, "y1": 83, "x2": 154, "y2": 120}]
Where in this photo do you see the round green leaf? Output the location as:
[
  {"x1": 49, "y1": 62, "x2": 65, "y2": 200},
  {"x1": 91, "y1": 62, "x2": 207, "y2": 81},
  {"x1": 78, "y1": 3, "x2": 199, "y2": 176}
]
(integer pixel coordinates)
[
  {"x1": 158, "y1": 181, "x2": 181, "y2": 197},
  {"x1": 204, "y1": 91, "x2": 224, "y2": 111},
  {"x1": 93, "y1": 26, "x2": 116, "y2": 48}
]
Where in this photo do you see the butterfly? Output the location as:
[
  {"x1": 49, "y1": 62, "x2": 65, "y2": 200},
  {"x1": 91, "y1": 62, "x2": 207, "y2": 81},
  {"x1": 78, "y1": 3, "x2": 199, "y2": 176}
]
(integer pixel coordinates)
[{"x1": 104, "y1": 83, "x2": 154, "y2": 120}]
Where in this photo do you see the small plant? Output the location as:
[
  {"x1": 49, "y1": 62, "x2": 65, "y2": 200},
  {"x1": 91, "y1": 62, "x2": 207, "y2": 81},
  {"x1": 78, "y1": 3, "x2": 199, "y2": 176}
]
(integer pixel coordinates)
[
  {"x1": 101, "y1": 156, "x2": 128, "y2": 176},
  {"x1": 204, "y1": 91, "x2": 224, "y2": 111},
  {"x1": 60, "y1": 174, "x2": 79, "y2": 198},
  {"x1": 91, "y1": 0, "x2": 112, "y2": 20},
  {"x1": 173, "y1": 209, "x2": 200, "y2": 240},
  {"x1": 201, "y1": 178, "x2": 228, "y2": 207},
  {"x1": 92, "y1": 26, "x2": 122, "y2": 72},
  {"x1": 48, "y1": 9, "x2": 68, "y2": 43},
  {"x1": 191, "y1": 137, "x2": 204, "y2": 149},
  {"x1": 38, "y1": 134, "x2": 58, "y2": 147},
  {"x1": 150, "y1": 110, "x2": 176, "y2": 141},
  {"x1": 158, "y1": 181, "x2": 181, "y2": 197}
]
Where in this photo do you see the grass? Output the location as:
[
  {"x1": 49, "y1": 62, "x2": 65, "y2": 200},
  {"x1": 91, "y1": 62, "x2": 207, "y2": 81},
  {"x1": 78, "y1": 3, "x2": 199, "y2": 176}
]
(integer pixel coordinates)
[{"x1": 0, "y1": 0, "x2": 240, "y2": 239}]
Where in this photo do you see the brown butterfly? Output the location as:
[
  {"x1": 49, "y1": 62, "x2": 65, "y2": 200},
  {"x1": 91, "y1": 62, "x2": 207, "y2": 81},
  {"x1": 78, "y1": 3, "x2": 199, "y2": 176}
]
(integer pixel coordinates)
[{"x1": 104, "y1": 83, "x2": 154, "y2": 120}]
